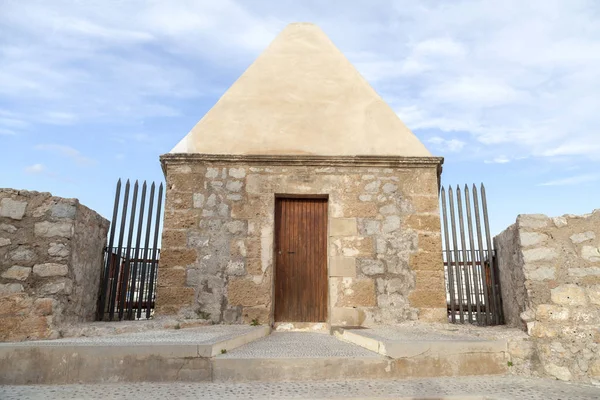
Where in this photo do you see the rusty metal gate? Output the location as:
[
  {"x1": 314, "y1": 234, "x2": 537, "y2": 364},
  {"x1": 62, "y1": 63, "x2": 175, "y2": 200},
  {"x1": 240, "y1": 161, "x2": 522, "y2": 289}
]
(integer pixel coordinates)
[
  {"x1": 440, "y1": 184, "x2": 504, "y2": 326},
  {"x1": 96, "y1": 179, "x2": 164, "y2": 321}
]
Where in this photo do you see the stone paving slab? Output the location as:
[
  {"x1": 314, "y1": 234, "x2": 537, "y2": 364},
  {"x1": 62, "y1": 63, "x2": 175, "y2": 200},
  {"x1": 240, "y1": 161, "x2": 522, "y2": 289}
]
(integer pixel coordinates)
[
  {"x1": 219, "y1": 332, "x2": 382, "y2": 358},
  {"x1": 2, "y1": 376, "x2": 599, "y2": 399}
]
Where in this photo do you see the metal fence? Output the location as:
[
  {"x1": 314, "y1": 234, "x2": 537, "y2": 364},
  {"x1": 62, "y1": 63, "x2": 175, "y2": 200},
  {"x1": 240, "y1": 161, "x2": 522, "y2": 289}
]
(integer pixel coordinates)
[
  {"x1": 440, "y1": 184, "x2": 503, "y2": 326},
  {"x1": 96, "y1": 179, "x2": 163, "y2": 321}
]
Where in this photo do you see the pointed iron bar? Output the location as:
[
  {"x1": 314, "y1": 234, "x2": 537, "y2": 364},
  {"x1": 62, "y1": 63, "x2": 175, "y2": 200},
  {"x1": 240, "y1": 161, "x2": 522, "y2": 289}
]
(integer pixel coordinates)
[
  {"x1": 464, "y1": 185, "x2": 482, "y2": 325},
  {"x1": 456, "y1": 186, "x2": 472, "y2": 323},
  {"x1": 146, "y1": 183, "x2": 163, "y2": 319},
  {"x1": 127, "y1": 181, "x2": 147, "y2": 320},
  {"x1": 481, "y1": 184, "x2": 500, "y2": 325},
  {"x1": 137, "y1": 182, "x2": 155, "y2": 319},
  {"x1": 448, "y1": 187, "x2": 464, "y2": 323},
  {"x1": 109, "y1": 180, "x2": 130, "y2": 321},
  {"x1": 119, "y1": 181, "x2": 139, "y2": 320},
  {"x1": 441, "y1": 187, "x2": 456, "y2": 323},
  {"x1": 97, "y1": 179, "x2": 121, "y2": 321},
  {"x1": 473, "y1": 185, "x2": 491, "y2": 325}
]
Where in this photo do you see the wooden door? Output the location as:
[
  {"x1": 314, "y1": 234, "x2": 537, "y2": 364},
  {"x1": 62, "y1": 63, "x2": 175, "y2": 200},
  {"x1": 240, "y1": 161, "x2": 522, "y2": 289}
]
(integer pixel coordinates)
[{"x1": 274, "y1": 197, "x2": 328, "y2": 322}]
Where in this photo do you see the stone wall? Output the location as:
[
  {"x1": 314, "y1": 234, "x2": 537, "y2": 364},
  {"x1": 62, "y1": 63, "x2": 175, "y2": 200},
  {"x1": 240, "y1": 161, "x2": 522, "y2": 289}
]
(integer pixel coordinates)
[
  {"x1": 0, "y1": 189, "x2": 109, "y2": 341},
  {"x1": 157, "y1": 155, "x2": 446, "y2": 326},
  {"x1": 495, "y1": 211, "x2": 600, "y2": 383}
]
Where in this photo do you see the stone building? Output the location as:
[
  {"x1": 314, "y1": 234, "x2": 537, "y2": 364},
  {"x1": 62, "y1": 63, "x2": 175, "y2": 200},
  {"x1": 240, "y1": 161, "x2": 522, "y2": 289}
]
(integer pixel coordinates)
[{"x1": 157, "y1": 23, "x2": 445, "y2": 327}]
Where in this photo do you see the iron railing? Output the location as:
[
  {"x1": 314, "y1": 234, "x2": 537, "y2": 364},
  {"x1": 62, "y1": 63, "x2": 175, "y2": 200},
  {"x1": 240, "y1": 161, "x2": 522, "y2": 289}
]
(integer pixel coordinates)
[
  {"x1": 440, "y1": 184, "x2": 503, "y2": 326},
  {"x1": 96, "y1": 179, "x2": 163, "y2": 321}
]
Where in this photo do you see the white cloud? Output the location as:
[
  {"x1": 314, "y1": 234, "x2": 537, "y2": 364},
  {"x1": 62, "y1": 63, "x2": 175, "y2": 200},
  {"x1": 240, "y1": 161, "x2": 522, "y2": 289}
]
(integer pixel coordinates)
[
  {"x1": 428, "y1": 137, "x2": 466, "y2": 153},
  {"x1": 24, "y1": 163, "x2": 46, "y2": 174},
  {"x1": 35, "y1": 144, "x2": 96, "y2": 166},
  {"x1": 539, "y1": 174, "x2": 600, "y2": 186},
  {"x1": 484, "y1": 156, "x2": 511, "y2": 164}
]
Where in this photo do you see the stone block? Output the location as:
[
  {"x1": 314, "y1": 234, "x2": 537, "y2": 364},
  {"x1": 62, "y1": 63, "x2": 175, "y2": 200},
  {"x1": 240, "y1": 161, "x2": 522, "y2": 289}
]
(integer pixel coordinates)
[
  {"x1": 340, "y1": 202, "x2": 378, "y2": 218},
  {"x1": 168, "y1": 174, "x2": 198, "y2": 192},
  {"x1": 418, "y1": 233, "x2": 442, "y2": 253},
  {"x1": 228, "y1": 278, "x2": 270, "y2": 307},
  {"x1": 166, "y1": 191, "x2": 193, "y2": 210},
  {"x1": 568, "y1": 267, "x2": 600, "y2": 277},
  {"x1": 47, "y1": 243, "x2": 69, "y2": 258},
  {"x1": 33, "y1": 263, "x2": 68, "y2": 277},
  {"x1": 226, "y1": 260, "x2": 246, "y2": 276},
  {"x1": 335, "y1": 278, "x2": 376, "y2": 307},
  {"x1": 40, "y1": 279, "x2": 73, "y2": 295},
  {"x1": 0, "y1": 237, "x2": 10, "y2": 247},
  {"x1": 587, "y1": 285, "x2": 600, "y2": 305},
  {"x1": 409, "y1": 251, "x2": 443, "y2": 271},
  {"x1": 0, "y1": 283, "x2": 24, "y2": 294},
  {"x1": 331, "y1": 307, "x2": 365, "y2": 326},
  {"x1": 1, "y1": 266, "x2": 32, "y2": 281},
  {"x1": 358, "y1": 258, "x2": 384, "y2": 275},
  {"x1": 161, "y1": 230, "x2": 187, "y2": 248},
  {"x1": 51, "y1": 203, "x2": 77, "y2": 218},
  {"x1": 330, "y1": 218, "x2": 357, "y2": 236},
  {"x1": 415, "y1": 270, "x2": 446, "y2": 292},
  {"x1": 550, "y1": 284, "x2": 587, "y2": 306},
  {"x1": 0, "y1": 223, "x2": 17, "y2": 233},
  {"x1": 518, "y1": 214, "x2": 549, "y2": 229},
  {"x1": 535, "y1": 304, "x2": 569, "y2": 321},
  {"x1": 329, "y1": 256, "x2": 356, "y2": 277},
  {"x1": 9, "y1": 247, "x2": 35, "y2": 263},
  {"x1": 159, "y1": 248, "x2": 197, "y2": 268},
  {"x1": 192, "y1": 193, "x2": 205, "y2": 208},
  {"x1": 34, "y1": 221, "x2": 73, "y2": 238},
  {"x1": 408, "y1": 290, "x2": 446, "y2": 308},
  {"x1": 0, "y1": 293, "x2": 32, "y2": 316},
  {"x1": 524, "y1": 266, "x2": 556, "y2": 281},
  {"x1": 330, "y1": 237, "x2": 374, "y2": 257},
  {"x1": 570, "y1": 231, "x2": 596, "y2": 244},
  {"x1": 418, "y1": 307, "x2": 447, "y2": 322},
  {"x1": 582, "y1": 246, "x2": 600, "y2": 262},
  {"x1": 0, "y1": 198, "x2": 27, "y2": 220},
  {"x1": 163, "y1": 210, "x2": 199, "y2": 230},
  {"x1": 544, "y1": 363, "x2": 572, "y2": 381},
  {"x1": 226, "y1": 181, "x2": 243, "y2": 192},
  {"x1": 156, "y1": 287, "x2": 195, "y2": 309},
  {"x1": 382, "y1": 216, "x2": 401, "y2": 233},
  {"x1": 404, "y1": 214, "x2": 441, "y2": 232},
  {"x1": 412, "y1": 196, "x2": 439, "y2": 213},
  {"x1": 157, "y1": 267, "x2": 187, "y2": 287},
  {"x1": 522, "y1": 247, "x2": 558, "y2": 263},
  {"x1": 242, "y1": 306, "x2": 270, "y2": 324},
  {"x1": 228, "y1": 168, "x2": 246, "y2": 179},
  {"x1": 33, "y1": 298, "x2": 56, "y2": 316},
  {"x1": 519, "y1": 232, "x2": 548, "y2": 247}
]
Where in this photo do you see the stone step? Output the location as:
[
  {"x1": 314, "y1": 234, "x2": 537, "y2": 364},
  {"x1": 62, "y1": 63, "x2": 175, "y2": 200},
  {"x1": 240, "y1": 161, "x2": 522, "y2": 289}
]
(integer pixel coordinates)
[{"x1": 0, "y1": 325, "x2": 270, "y2": 384}]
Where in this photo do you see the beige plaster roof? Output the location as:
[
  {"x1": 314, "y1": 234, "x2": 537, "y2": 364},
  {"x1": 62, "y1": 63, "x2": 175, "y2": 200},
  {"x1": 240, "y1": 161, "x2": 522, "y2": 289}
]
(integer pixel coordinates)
[{"x1": 170, "y1": 23, "x2": 432, "y2": 157}]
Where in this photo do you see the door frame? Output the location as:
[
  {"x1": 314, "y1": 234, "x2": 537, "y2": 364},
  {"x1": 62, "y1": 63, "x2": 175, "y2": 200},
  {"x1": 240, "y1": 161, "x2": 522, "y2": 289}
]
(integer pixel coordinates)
[{"x1": 272, "y1": 194, "x2": 329, "y2": 325}]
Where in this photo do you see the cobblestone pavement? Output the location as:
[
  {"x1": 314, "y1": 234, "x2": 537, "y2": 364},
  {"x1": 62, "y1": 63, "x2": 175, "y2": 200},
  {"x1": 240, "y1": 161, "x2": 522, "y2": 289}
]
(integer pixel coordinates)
[{"x1": 2, "y1": 376, "x2": 599, "y2": 399}]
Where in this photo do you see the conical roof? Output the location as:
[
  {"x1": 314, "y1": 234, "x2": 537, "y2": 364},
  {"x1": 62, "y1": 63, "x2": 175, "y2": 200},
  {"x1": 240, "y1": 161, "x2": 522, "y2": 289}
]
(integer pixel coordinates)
[{"x1": 170, "y1": 23, "x2": 432, "y2": 157}]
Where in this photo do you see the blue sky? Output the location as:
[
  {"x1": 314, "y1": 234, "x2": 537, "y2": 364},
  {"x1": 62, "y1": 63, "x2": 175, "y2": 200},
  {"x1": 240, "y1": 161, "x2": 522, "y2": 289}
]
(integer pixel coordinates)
[{"x1": 1, "y1": 0, "x2": 599, "y2": 236}]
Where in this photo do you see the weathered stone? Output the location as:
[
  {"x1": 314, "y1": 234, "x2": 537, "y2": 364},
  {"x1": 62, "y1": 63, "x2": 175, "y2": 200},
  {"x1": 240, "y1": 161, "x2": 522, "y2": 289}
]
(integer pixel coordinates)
[
  {"x1": 0, "y1": 237, "x2": 10, "y2": 247},
  {"x1": 536, "y1": 304, "x2": 569, "y2": 321},
  {"x1": 163, "y1": 210, "x2": 199, "y2": 229},
  {"x1": 508, "y1": 340, "x2": 534, "y2": 359},
  {"x1": 162, "y1": 230, "x2": 187, "y2": 248},
  {"x1": 415, "y1": 270, "x2": 445, "y2": 292},
  {"x1": 40, "y1": 279, "x2": 73, "y2": 295},
  {"x1": 361, "y1": 219, "x2": 380, "y2": 235},
  {"x1": 33, "y1": 263, "x2": 68, "y2": 277},
  {"x1": 9, "y1": 247, "x2": 35, "y2": 262},
  {"x1": 192, "y1": 193, "x2": 205, "y2": 208},
  {"x1": 226, "y1": 181, "x2": 243, "y2": 192},
  {"x1": 34, "y1": 221, "x2": 73, "y2": 238},
  {"x1": 519, "y1": 232, "x2": 548, "y2": 247},
  {"x1": 409, "y1": 251, "x2": 443, "y2": 271},
  {"x1": 568, "y1": 268, "x2": 600, "y2": 277},
  {"x1": 404, "y1": 214, "x2": 441, "y2": 232},
  {"x1": 0, "y1": 223, "x2": 17, "y2": 233},
  {"x1": 155, "y1": 287, "x2": 195, "y2": 313},
  {"x1": 418, "y1": 233, "x2": 441, "y2": 253},
  {"x1": 226, "y1": 260, "x2": 246, "y2": 276},
  {"x1": 159, "y1": 248, "x2": 197, "y2": 268},
  {"x1": 47, "y1": 243, "x2": 69, "y2": 258},
  {"x1": 242, "y1": 306, "x2": 269, "y2": 324},
  {"x1": 412, "y1": 196, "x2": 439, "y2": 213},
  {"x1": 382, "y1": 183, "x2": 398, "y2": 193},
  {"x1": 51, "y1": 203, "x2": 76, "y2": 218},
  {"x1": 581, "y1": 246, "x2": 600, "y2": 262},
  {"x1": 229, "y1": 168, "x2": 246, "y2": 179},
  {"x1": 33, "y1": 298, "x2": 56, "y2": 316},
  {"x1": 522, "y1": 247, "x2": 558, "y2": 263},
  {"x1": 1, "y1": 266, "x2": 31, "y2": 281},
  {"x1": 331, "y1": 307, "x2": 365, "y2": 326},
  {"x1": 359, "y1": 259, "x2": 384, "y2": 275},
  {"x1": 0, "y1": 198, "x2": 27, "y2": 220},
  {"x1": 336, "y1": 278, "x2": 376, "y2": 307},
  {"x1": 364, "y1": 180, "x2": 381, "y2": 193},
  {"x1": 0, "y1": 283, "x2": 24, "y2": 294},
  {"x1": 0, "y1": 293, "x2": 32, "y2": 316},
  {"x1": 226, "y1": 220, "x2": 246, "y2": 234},
  {"x1": 552, "y1": 216, "x2": 568, "y2": 227},
  {"x1": 382, "y1": 216, "x2": 401, "y2": 233},
  {"x1": 330, "y1": 218, "x2": 357, "y2": 236},
  {"x1": 408, "y1": 289, "x2": 446, "y2": 308},
  {"x1": 228, "y1": 278, "x2": 270, "y2": 307},
  {"x1": 551, "y1": 284, "x2": 587, "y2": 306},
  {"x1": 379, "y1": 204, "x2": 397, "y2": 215},
  {"x1": 157, "y1": 267, "x2": 187, "y2": 287},
  {"x1": 518, "y1": 214, "x2": 549, "y2": 229},
  {"x1": 587, "y1": 285, "x2": 600, "y2": 305},
  {"x1": 544, "y1": 363, "x2": 572, "y2": 381},
  {"x1": 571, "y1": 231, "x2": 596, "y2": 244},
  {"x1": 524, "y1": 266, "x2": 556, "y2": 281},
  {"x1": 329, "y1": 256, "x2": 356, "y2": 277}
]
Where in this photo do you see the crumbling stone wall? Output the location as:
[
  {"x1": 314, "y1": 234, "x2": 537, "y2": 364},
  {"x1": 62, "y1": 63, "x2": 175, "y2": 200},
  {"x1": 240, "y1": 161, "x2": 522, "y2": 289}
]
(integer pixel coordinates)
[
  {"x1": 495, "y1": 211, "x2": 600, "y2": 383},
  {"x1": 0, "y1": 189, "x2": 109, "y2": 341},
  {"x1": 157, "y1": 155, "x2": 446, "y2": 326}
]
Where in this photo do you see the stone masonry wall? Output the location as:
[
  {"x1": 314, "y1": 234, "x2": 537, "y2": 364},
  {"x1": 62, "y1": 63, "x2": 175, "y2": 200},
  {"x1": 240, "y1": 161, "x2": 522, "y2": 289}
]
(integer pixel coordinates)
[
  {"x1": 0, "y1": 189, "x2": 109, "y2": 341},
  {"x1": 157, "y1": 158, "x2": 446, "y2": 326},
  {"x1": 495, "y1": 211, "x2": 600, "y2": 383}
]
